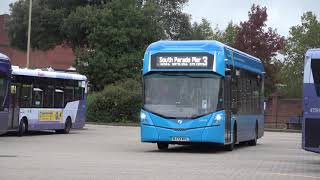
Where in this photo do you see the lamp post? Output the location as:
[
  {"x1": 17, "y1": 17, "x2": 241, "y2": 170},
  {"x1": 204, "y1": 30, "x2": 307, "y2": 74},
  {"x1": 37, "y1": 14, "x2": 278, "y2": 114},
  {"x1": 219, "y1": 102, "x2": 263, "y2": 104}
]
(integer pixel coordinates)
[{"x1": 26, "y1": 0, "x2": 32, "y2": 68}]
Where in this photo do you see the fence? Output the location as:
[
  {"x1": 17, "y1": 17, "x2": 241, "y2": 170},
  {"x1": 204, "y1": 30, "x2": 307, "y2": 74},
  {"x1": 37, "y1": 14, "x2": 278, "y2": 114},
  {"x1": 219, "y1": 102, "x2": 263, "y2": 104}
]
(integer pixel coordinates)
[{"x1": 264, "y1": 95, "x2": 302, "y2": 129}]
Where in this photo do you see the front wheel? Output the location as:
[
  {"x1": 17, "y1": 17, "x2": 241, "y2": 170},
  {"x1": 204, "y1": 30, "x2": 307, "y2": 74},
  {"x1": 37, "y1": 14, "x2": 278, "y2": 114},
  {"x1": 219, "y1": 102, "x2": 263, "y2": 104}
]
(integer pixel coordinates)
[
  {"x1": 18, "y1": 119, "x2": 27, "y2": 137},
  {"x1": 56, "y1": 118, "x2": 72, "y2": 134},
  {"x1": 225, "y1": 142, "x2": 234, "y2": 151},
  {"x1": 157, "y1": 142, "x2": 169, "y2": 151}
]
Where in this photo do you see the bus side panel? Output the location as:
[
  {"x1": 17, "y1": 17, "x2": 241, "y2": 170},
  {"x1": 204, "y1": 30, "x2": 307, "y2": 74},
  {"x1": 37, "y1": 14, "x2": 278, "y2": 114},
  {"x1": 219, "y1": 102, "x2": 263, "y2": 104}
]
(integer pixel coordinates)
[
  {"x1": 19, "y1": 108, "x2": 64, "y2": 130},
  {"x1": 236, "y1": 114, "x2": 263, "y2": 142},
  {"x1": 63, "y1": 101, "x2": 80, "y2": 127},
  {"x1": 18, "y1": 100, "x2": 86, "y2": 131},
  {"x1": 63, "y1": 99, "x2": 87, "y2": 129},
  {"x1": 303, "y1": 83, "x2": 320, "y2": 153},
  {"x1": 73, "y1": 99, "x2": 86, "y2": 129}
]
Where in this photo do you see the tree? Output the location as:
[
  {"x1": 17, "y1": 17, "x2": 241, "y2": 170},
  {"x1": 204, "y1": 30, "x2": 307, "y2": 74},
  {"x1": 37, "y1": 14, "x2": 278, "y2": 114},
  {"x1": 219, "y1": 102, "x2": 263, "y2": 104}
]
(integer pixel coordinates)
[
  {"x1": 6, "y1": 0, "x2": 167, "y2": 90},
  {"x1": 281, "y1": 12, "x2": 320, "y2": 97},
  {"x1": 220, "y1": 21, "x2": 237, "y2": 46},
  {"x1": 189, "y1": 18, "x2": 214, "y2": 40},
  {"x1": 75, "y1": 0, "x2": 164, "y2": 91},
  {"x1": 187, "y1": 19, "x2": 237, "y2": 42},
  {"x1": 6, "y1": 0, "x2": 29, "y2": 50},
  {"x1": 6, "y1": 0, "x2": 108, "y2": 51},
  {"x1": 148, "y1": 0, "x2": 192, "y2": 40},
  {"x1": 233, "y1": 4, "x2": 285, "y2": 96}
]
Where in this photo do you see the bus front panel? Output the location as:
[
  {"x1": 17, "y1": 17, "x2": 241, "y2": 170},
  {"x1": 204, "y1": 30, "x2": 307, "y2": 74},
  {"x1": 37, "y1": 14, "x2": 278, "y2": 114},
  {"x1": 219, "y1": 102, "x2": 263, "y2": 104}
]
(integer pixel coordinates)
[
  {"x1": 0, "y1": 59, "x2": 11, "y2": 135},
  {"x1": 141, "y1": 110, "x2": 226, "y2": 144}
]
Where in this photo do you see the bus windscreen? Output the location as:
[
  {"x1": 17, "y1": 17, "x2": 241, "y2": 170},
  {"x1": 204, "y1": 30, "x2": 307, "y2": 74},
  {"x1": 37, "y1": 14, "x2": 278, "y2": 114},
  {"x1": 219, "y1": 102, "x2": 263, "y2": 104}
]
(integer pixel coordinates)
[
  {"x1": 311, "y1": 59, "x2": 320, "y2": 96},
  {"x1": 143, "y1": 73, "x2": 223, "y2": 119}
]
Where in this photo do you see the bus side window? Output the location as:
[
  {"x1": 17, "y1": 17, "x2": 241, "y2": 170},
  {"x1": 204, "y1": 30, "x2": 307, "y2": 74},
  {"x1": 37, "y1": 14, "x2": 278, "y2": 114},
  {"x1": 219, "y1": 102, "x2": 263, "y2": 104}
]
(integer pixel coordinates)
[
  {"x1": 64, "y1": 79, "x2": 75, "y2": 106},
  {"x1": 32, "y1": 88, "x2": 43, "y2": 108},
  {"x1": 75, "y1": 81, "x2": 85, "y2": 101},
  {"x1": 54, "y1": 89, "x2": 64, "y2": 108},
  {"x1": 38, "y1": 78, "x2": 54, "y2": 108},
  {"x1": 20, "y1": 84, "x2": 32, "y2": 108},
  {"x1": 43, "y1": 85, "x2": 54, "y2": 108}
]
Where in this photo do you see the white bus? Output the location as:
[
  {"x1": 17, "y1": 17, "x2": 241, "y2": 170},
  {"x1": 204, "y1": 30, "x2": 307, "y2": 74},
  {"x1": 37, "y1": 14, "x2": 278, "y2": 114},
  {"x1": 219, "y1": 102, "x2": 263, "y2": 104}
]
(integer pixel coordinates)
[{"x1": 5, "y1": 66, "x2": 87, "y2": 136}]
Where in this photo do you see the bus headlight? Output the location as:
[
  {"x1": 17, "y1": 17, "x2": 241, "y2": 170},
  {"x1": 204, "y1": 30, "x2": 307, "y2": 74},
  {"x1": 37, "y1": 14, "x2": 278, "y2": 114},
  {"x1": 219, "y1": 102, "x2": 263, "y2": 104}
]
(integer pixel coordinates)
[
  {"x1": 140, "y1": 112, "x2": 147, "y2": 120},
  {"x1": 215, "y1": 114, "x2": 222, "y2": 121},
  {"x1": 212, "y1": 113, "x2": 224, "y2": 125},
  {"x1": 140, "y1": 111, "x2": 154, "y2": 125}
]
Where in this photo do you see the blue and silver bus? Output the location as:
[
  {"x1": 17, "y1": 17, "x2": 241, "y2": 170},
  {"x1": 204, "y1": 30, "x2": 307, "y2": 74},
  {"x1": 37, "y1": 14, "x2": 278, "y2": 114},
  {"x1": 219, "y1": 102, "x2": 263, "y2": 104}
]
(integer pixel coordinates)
[
  {"x1": 0, "y1": 53, "x2": 87, "y2": 136},
  {"x1": 303, "y1": 48, "x2": 320, "y2": 153},
  {"x1": 140, "y1": 41, "x2": 265, "y2": 151}
]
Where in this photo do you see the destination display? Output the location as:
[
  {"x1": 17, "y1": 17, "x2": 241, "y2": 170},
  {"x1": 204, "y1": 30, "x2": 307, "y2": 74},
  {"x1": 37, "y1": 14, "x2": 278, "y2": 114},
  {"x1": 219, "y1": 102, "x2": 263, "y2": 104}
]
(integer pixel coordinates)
[{"x1": 151, "y1": 53, "x2": 214, "y2": 69}]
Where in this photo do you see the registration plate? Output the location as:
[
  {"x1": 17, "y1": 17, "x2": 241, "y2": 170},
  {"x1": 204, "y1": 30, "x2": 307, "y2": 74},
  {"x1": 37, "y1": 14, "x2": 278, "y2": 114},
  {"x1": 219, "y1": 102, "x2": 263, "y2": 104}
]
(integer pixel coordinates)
[{"x1": 171, "y1": 137, "x2": 190, "y2": 142}]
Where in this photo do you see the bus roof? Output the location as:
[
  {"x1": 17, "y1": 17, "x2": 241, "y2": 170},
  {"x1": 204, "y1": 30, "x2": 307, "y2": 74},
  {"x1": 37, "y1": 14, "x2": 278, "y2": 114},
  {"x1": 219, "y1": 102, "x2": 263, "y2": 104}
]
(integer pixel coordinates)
[
  {"x1": 12, "y1": 67, "x2": 87, "y2": 81},
  {"x1": 0, "y1": 53, "x2": 10, "y2": 61},
  {"x1": 144, "y1": 40, "x2": 264, "y2": 74},
  {"x1": 146, "y1": 40, "x2": 262, "y2": 63},
  {"x1": 306, "y1": 48, "x2": 320, "y2": 59}
]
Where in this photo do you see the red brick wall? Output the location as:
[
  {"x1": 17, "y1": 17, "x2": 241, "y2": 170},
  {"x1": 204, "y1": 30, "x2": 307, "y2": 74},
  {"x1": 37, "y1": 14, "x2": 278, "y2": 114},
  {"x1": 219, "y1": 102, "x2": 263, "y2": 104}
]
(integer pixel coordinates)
[
  {"x1": 0, "y1": 14, "x2": 75, "y2": 69},
  {"x1": 0, "y1": 14, "x2": 9, "y2": 46},
  {"x1": 265, "y1": 96, "x2": 302, "y2": 129}
]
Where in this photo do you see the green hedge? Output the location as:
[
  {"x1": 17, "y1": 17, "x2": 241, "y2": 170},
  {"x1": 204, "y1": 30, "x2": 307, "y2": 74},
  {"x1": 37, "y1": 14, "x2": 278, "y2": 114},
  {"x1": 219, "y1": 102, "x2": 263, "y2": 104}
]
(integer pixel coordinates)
[{"x1": 87, "y1": 78, "x2": 142, "y2": 123}]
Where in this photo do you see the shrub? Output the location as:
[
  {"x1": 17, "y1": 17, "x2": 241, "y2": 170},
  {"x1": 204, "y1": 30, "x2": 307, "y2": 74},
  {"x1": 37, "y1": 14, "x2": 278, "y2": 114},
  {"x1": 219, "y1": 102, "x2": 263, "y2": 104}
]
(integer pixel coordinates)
[{"x1": 87, "y1": 78, "x2": 142, "y2": 123}]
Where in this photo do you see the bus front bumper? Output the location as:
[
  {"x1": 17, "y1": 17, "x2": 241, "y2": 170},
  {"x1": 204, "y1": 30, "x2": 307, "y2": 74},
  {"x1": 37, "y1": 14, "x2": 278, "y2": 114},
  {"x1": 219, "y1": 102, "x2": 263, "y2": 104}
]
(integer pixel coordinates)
[{"x1": 141, "y1": 124, "x2": 225, "y2": 144}]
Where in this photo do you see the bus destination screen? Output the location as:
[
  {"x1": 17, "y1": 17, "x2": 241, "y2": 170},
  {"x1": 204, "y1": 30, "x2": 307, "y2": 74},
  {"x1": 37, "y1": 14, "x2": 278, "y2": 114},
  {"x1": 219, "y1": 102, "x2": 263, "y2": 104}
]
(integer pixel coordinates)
[{"x1": 151, "y1": 53, "x2": 214, "y2": 70}]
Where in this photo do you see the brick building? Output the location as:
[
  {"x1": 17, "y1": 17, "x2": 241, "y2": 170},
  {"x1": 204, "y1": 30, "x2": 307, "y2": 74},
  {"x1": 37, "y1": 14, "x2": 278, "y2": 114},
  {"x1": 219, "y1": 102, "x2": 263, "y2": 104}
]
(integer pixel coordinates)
[
  {"x1": 0, "y1": 14, "x2": 75, "y2": 69},
  {"x1": 264, "y1": 95, "x2": 302, "y2": 129}
]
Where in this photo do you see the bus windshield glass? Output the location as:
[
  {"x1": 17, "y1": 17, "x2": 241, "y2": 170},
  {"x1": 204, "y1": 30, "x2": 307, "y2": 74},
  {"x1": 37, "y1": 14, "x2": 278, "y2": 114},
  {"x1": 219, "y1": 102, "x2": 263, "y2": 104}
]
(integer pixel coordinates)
[
  {"x1": 311, "y1": 59, "x2": 320, "y2": 96},
  {"x1": 144, "y1": 72, "x2": 223, "y2": 119}
]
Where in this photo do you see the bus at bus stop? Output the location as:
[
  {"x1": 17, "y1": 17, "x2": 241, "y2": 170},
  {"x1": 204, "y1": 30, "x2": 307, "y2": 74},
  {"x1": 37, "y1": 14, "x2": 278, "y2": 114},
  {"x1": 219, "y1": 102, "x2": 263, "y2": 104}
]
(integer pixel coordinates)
[
  {"x1": 0, "y1": 53, "x2": 87, "y2": 136},
  {"x1": 140, "y1": 40, "x2": 265, "y2": 151}
]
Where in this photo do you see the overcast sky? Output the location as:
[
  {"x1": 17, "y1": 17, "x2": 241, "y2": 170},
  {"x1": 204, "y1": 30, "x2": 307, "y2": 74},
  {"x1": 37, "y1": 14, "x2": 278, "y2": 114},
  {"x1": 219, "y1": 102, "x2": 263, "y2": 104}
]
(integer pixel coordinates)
[
  {"x1": 1, "y1": 0, "x2": 319, "y2": 37},
  {"x1": 0, "y1": 0, "x2": 16, "y2": 14},
  {"x1": 184, "y1": 0, "x2": 320, "y2": 37}
]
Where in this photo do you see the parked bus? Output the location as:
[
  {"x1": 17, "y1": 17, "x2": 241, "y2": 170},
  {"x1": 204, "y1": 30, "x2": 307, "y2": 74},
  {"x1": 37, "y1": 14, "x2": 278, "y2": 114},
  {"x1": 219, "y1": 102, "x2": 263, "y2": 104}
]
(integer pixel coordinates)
[
  {"x1": 140, "y1": 41, "x2": 265, "y2": 151},
  {"x1": 0, "y1": 53, "x2": 87, "y2": 136},
  {"x1": 303, "y1": 48, "x2": 320, "y2": 153}
]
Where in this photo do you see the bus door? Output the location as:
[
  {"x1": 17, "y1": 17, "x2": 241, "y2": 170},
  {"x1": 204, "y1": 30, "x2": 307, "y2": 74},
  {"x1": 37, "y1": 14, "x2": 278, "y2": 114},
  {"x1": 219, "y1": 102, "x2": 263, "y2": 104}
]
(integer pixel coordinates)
[
  {"x1": 9, "y1": 84, "x2": 20, "y2": 129},
  {"x1": 224, "y1": 70, "x2": 232, "y2": 144}
]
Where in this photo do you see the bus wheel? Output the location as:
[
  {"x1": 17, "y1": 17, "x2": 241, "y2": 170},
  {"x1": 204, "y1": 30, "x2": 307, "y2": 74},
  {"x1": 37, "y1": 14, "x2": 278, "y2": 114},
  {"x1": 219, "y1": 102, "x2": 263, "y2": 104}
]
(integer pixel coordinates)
[
  {"x1": 63, "y1": 118, "x2": 72, "y2": 134},
  {"x1": 248, "y1": 123, "x2": 258, "y2": 146},
  {"x1": 56, "y1": 118, "x2": 72, "y2": 134},
  {"x1": 157, "y1": 142, "x2": 169, "y2": 151},
  {"x1": 18, "y1": 119, "x2": 28, "y2": 137}
]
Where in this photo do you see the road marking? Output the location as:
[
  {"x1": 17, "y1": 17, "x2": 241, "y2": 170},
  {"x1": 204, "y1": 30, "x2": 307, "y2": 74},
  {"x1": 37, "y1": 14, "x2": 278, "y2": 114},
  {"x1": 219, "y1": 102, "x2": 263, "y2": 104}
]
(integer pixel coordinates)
[
  {"x1": 266, "y1": 172, "x2": 320, "y2": 179},
  {"x1": 0, "y1": 155, "x2": 17, "y2": 158}
]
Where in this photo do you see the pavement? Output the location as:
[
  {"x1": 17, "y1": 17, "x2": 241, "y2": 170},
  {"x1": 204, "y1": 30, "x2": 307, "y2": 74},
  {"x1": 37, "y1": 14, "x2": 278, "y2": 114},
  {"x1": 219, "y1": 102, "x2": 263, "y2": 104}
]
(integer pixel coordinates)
[{"x1": 0, "y1": 124, "x2": 319, "y2": 180}]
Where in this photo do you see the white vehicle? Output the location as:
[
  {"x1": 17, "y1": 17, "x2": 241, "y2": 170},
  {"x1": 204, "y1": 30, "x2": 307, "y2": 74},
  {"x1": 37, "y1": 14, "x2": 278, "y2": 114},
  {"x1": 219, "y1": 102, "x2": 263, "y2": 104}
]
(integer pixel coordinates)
[{"x1": 0, "y1": 55, "x2": 88, "y2": 136}]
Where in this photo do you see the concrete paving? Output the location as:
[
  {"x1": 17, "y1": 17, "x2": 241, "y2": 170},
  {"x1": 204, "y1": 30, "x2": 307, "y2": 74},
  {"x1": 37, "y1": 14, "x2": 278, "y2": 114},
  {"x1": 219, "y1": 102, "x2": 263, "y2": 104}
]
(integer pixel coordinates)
[{"x1": 0, "y1": 124, "x2": 319, "y2": 180}]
